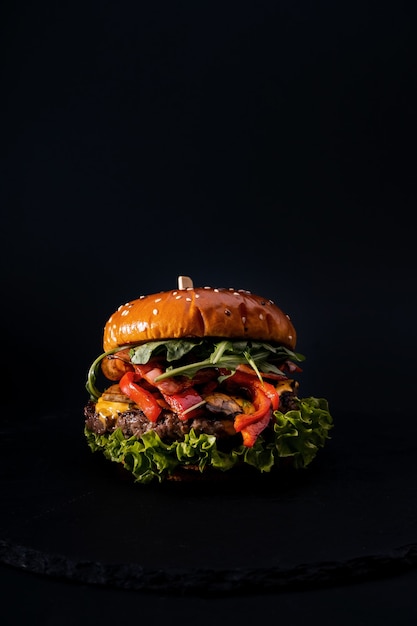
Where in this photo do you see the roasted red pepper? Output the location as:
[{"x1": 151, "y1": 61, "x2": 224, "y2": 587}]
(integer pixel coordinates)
[
  {"x1": 233, "y1": 388, "x2": 272, "y2": 432},
  {"x1": 133, "y1": 362, "x2": 204, "y2": 418},
  {"x1": 119, "y1": 371, "x2": 162, "y2": 422},
  {"x1": 162, "y1": 388, "x2": 204, "y2": 420},
  {"x1": 241, "y1": 411, "x2": 272, "y2": 447},
  {"x1": 259, "y1": 379, "x2": 280, "y2": 411},
  {"x1": 225, "y1": 370, "x2": 280, "y2": 445}
]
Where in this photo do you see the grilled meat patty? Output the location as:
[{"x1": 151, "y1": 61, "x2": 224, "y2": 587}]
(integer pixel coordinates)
[{"x1": 84, "y1": 389, "x2": 299, "y2": 444}]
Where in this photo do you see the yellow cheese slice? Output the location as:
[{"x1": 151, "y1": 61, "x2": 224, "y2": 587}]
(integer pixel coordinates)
[{"x1": 96, "y1": 398, "x2": 131, "y2": 420}]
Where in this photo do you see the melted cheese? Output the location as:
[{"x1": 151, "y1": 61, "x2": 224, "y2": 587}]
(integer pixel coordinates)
[
  {"x1": 276, "y1": 379, "x2": 297, "y2": 394},
  {"x1": 232, "y1": 396, "x2": 255, "y2": 414},
  {"x1": 96, "y1": 398, "x2": 131, "y2": 420}
]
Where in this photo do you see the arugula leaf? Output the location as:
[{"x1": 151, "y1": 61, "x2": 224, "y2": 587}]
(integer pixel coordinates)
[
  {"x1": 153, "y1": 339, "x2": 305, "y2": 382},
  {"x1": 130, "y1": 340, "x2": 203, "y2": 364},
  {"x1": 86, "y1": 338, "x2": 306, "y2": 398},
  {"x1": 85, "y1": 345, "x2": 131, "y2": 401}
]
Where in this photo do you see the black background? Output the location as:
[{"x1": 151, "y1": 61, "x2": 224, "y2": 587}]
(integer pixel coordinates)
[{"x1": 1, "y1": 1, "x2": 417, "y2": 623}]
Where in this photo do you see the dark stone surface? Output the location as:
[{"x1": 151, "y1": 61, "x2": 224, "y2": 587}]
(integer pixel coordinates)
[{"x1": 2, "y1": 406, "x2": 417, "y2": 596}]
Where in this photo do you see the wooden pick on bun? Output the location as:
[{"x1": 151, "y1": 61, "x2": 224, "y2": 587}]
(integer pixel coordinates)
[{"x1": 84, "y1": 277, "x2": 333, "y2": 484}]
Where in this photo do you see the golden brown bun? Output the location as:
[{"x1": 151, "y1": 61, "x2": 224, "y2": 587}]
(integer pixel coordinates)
[{"x1": 103, "y1": 285, "x2": 297, "y2": 352}]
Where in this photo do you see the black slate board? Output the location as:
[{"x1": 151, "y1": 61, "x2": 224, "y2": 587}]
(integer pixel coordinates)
[{"x1": 1, "y1": 406, "x2": 417, "y2": 595}]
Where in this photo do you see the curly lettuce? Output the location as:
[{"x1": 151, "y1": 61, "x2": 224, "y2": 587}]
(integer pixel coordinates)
[{"x1": 84, "y1": 397, "x2": 333, "y2": 484}]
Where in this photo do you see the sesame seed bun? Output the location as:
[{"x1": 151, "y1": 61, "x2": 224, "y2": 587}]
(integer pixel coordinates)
[{"x1": 102, "y1": 284, "x2": 297, "y2": 352}]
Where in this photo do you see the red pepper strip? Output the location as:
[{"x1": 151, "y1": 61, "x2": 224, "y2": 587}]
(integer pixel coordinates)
[
  {"x1": 119, "y1": 371, "x2": 162, "y2": 422},
  {"x1": 133, "y1": 361, "x2": 205, "y2": 419},
  {"x1": 134, "y1": 362, "x2": 186, "y2": 395},
  {"x1": 226, "y1": 371, "x2": 279, "y2": 432},
  {"x1": 229, "y1": 370, "x2": 280, "y2": 408},
  {"x1": 260, "y1": 379, "x2": 280, "y2": 411},
  {"x1": 233, "y1": 386, "x2": 271, "y2": 432},
  {"x1": 162, "y1": 388, "x2": 204, "y2": 421},
  {"x1": 241, "y1": 410, "x2": 273, "y2": 447}
]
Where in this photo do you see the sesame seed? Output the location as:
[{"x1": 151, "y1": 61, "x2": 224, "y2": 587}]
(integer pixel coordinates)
[
  {"x1": 214, "y1": 288, "x2": 219, "y2": 293},
  {"x1": 186, "y1": 297, "x2": 192, "y2": 301},
  {"x1": 224, "y1": 309, "x2": 231, "y2": 316},
  {"x1": 259, "y1": 313, "x2": 264, "y2": 320},
  {"x1": 155, "y1": 298, "x2": 161, "y2": 303},
  {"x1": 153, "y1": 308, "x2": 159, "y2": 315},
  {"x1": 172, "y1": 291, "x2": 177, "y2": 296},
  {"x1": 288, "y1": 334, "x2": 293, "y2": 340},
  {"x1": 204, "y1": 286, "x2": 211, "y2": 289},
  {"x1": 176, "y1": 295, "x2": 182, "y2": 299},
  {"x1": 195, "y1": 294, "x2": 200, "y2": 298},
  {"x1": 241, "y1": 316, "x2": 246, "y2": 324},
  {"x1": 121, "y1": 309, "x2": 129, "y2": 316}
]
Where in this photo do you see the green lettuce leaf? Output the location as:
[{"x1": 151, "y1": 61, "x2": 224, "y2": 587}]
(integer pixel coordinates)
[
  {"x1": 130, "y1": 340, "x2": 203, "y2": 364},
  {"x1": 84, "y1": 397, "x2": 333, "y2": 484},
  {"x1": 272, "y1": 397, "x2": 334, "y2": 469},
  {"x1": 139, "y1": 339, "x2": 304, "y2": 382}
]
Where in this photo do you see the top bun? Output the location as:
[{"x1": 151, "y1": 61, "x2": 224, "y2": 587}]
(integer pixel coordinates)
[{"x1": 102, "y1": 279, "x2": 297, "y2": 352}]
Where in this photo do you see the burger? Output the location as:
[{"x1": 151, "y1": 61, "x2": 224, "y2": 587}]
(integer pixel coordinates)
[{"x1": 84, "y1": 276, "x2": 333, "y2": 483}]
